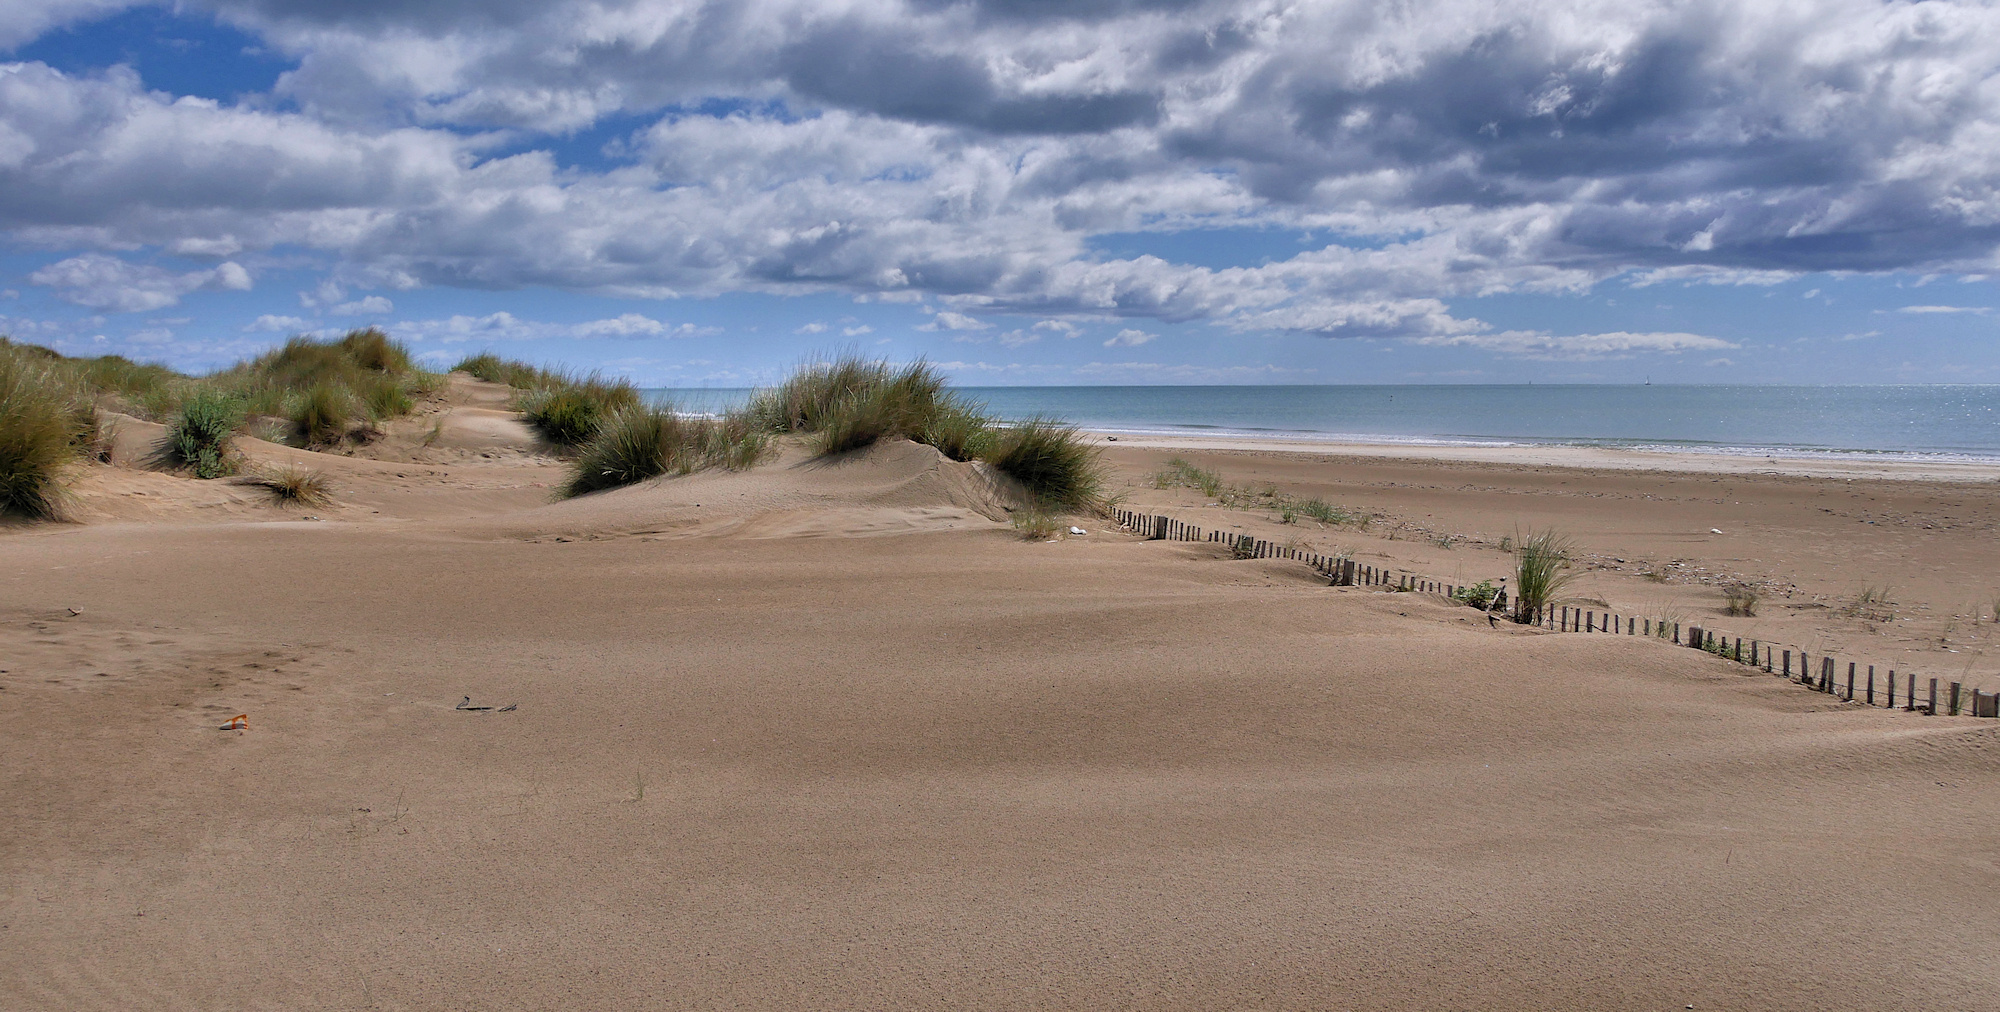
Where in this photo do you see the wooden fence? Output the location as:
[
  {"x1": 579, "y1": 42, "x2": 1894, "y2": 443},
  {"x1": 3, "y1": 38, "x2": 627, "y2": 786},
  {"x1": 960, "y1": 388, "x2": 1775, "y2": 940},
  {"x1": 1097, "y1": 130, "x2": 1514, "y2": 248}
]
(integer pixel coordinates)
[{"x1": 1114, "y1": 507, "x2": 2000, "y2": 719}]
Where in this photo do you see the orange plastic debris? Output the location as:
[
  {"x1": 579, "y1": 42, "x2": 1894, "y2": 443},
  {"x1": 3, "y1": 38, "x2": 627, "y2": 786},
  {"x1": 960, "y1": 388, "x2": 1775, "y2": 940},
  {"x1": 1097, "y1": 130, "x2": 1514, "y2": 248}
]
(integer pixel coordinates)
[{"x1": 219, "y1": 714, "x2": 248, "y2": 730}]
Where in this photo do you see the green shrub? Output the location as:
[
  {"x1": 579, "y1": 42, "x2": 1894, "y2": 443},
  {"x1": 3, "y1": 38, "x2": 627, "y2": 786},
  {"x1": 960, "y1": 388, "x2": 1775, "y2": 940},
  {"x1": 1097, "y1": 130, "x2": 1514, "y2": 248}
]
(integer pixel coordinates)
[
  {"x1": 1512, "y1": 528, "x2": 1577, "y2": 623},
  {"x1": 291, "y1": 383, "x2": 354, "y2": 446},
  {"x1": 0, "y1": 346, "x2": 90, "y2": 518},
  {"x1": 983, "y1": 416, "x2": 1105, "y2": 511},
  {"x1": 1452, "y1": 580, "x2": 1500, "y2": 609},
  {"x1": 164, "y1": 391, "x2": 244, "y2": 478},
  {"x1": 1152, "y1": 456, "x2": 1225, "y2": 497}
]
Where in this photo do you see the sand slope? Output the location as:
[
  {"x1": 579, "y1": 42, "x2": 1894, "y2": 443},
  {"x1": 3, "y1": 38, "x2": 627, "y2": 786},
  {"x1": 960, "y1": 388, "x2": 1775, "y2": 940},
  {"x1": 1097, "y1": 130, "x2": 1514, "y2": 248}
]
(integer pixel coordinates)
[
  {"x1": 4, "y1": 417, "x2": 1998, "y2": 1009},
  {"x1": 462, "y1": 438, "x2": 1028, "y2": 542}
]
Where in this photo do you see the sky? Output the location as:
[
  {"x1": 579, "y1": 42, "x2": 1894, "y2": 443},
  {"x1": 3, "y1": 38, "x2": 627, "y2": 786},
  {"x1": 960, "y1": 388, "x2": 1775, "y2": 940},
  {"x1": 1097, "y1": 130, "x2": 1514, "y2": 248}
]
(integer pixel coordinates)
[{"x1": 2, "y1": 0, "x2": 1999, "y2": 386}]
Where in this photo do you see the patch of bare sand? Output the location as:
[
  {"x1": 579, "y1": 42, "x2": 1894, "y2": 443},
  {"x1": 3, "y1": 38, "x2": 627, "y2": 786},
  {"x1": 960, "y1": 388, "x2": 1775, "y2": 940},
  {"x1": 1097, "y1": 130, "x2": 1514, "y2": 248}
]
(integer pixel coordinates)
[
  {"x1": 1, "y1": 516, "x2": 1995, "y2": 1009},
  {"x1": 459, "y1": 438, "x2": 1029, "y2": 542}
]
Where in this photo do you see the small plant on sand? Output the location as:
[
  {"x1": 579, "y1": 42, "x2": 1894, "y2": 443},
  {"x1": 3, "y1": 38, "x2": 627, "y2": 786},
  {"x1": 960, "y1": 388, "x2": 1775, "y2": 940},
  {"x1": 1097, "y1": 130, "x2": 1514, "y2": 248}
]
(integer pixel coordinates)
[
  {"x1": 1297, "y1": 498, "x2": 1350, "y2": 525},
  {"x1": 0, "y1": 343, "x2": 95, "y2": 519},
  {"x1": 1154, "y1": 457, "x2": 1226, "y2": 498},
  {"x1": 1511, "y1": 527, "x2": 1577, "y2": 623},
  {"x1": 163, "y1": 390, "x2": 245, "y2": 478},
  {"x1": 1452, "y1": 580, "x2": 1500, "y2": 609},
  {"x1": 237, "y1": 465, "x2": 333, "y2": 507},
  {"x1": 1842, "y1": 585, "x2": 1896, "y2": 622},
  {"x1": 1723, "y1": 584, "x2": 1760, "y2": 617},
  {"x1": 1011, "y1": 504, "x2": 1062, "y2": 540}
]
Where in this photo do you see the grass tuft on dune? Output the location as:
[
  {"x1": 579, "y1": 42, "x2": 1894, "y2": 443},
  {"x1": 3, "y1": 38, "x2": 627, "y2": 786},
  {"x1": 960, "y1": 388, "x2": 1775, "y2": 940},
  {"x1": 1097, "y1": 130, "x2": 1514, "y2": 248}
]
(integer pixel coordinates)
[{"x1": 0, "y1": 340, "x2": 96, "y2": 519}]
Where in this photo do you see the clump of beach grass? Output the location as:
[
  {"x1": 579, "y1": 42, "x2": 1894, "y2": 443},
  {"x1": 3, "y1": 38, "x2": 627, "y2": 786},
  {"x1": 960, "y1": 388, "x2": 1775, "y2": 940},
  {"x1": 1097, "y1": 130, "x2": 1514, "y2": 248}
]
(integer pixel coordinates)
[
  {"x1": 1011, "y1": 504, "x2": 1062, "y2": 540},
  {"x1": 1512, "y1": 527, "x2": 1578, "y2": 623},
  {"x1": 452, "y1": 352, "x2": 552, "y2": 388},
  {"x1": 163, "y1": 390, "x2": 245, "y2": 478},
  {"x1": 237, "y1": 465, "x2": 333, "y2": 508},
  {"x1": 289, "y1": 383, "x2": 355, "y2": 447},
  {"x1": 559, "y1": 404, "x2": 768, "y2": 498},
  {"x1": 1723, "y1": 584, "x2": 1760, "y2": 617},
  {"x1": 983, "y1": 416, "x2": 1105, "y2": 511},
  {"x1": 0, "y1": 341, "x2": 96, "y2": 519},
  {"x1": 1153, "y1": 457, "x2": 1225, "y2": 497}
]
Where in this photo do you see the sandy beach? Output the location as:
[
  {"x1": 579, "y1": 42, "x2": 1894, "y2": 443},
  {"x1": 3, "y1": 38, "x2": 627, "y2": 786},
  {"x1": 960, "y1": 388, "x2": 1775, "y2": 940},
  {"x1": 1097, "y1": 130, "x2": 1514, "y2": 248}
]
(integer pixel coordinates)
[{"x1": 5, "y1": 377, "x2": 1997, "y2": 1009}]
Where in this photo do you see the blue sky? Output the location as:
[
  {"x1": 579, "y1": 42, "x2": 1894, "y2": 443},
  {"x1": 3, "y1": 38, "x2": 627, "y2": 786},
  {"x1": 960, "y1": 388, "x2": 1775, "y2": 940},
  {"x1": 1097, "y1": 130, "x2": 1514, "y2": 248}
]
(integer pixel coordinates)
[{"x1": 3, "y1": 1, "x2": 1999, "y2": 385}]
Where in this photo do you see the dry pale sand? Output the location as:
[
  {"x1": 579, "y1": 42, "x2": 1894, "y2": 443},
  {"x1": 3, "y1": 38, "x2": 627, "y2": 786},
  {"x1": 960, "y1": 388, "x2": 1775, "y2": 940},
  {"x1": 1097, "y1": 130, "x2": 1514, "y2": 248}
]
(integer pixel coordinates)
[{"x1": 4, "y1": 383, "x2": 1998, "y2": 1010}]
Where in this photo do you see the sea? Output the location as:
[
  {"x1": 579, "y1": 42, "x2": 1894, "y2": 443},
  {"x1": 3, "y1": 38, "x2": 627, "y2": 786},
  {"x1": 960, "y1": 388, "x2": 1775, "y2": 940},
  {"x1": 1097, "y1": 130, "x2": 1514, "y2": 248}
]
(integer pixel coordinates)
[{"x1": 646, "y1": 385, "x2": 2000, "y2": 463}]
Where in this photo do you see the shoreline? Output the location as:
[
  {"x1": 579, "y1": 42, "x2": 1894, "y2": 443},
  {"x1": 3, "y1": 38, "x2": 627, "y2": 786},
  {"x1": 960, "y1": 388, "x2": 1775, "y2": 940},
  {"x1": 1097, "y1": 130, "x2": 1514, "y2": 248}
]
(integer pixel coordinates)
[{"x1": 1089, "y1": 429, "x2": 2000, "y2": 482}]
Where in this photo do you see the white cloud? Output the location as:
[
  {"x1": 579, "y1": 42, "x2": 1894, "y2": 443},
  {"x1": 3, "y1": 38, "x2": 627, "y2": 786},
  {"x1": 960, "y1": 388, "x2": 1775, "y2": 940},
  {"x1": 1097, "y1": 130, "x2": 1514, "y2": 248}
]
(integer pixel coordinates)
[
  {"x1": 795, "y1": 321, "x2": 828, "y2": 334},
  {"x1": 1103, "y1": 328, "x2": 1156, "y2": 347},
  {"x1": 332, "y1": 295, "x2": 394, "y2": 315},
  {"x1": 997, "y1": 329, "x2": 1038, "y2": 348},
  {"x1": 246, "y1": 314, "x2": 312, "y2": 332},
  {"x1": 918, "y1": 311, "x2": 991, "y2": 332},
  {"x1": 841, "y1": 324, "x2": 873, "y2": 336},
  {"x1": 1898, "y1": 305, "x2": 1990, "y2": 314},
  {"x1": 1411, "y1": 330, "x2": 1738, "y2": 361},
  {"x1": 28, "y1": 253, "x2": 252, "y2": 313}
]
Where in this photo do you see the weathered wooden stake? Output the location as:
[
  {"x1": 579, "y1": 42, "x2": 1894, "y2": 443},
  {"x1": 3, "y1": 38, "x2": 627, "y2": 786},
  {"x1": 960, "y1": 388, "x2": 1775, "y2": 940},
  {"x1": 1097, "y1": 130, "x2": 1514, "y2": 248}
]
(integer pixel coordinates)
[
  {"x1": 1783, "y1": 650, "x2": 1791, "y2": 678},
  {"x1": 1949, "y1": 681, "x2": 1962, "y2": 716},
  {"x1": 1867, "y1": 666, "x2": 1875, "y2": 705},
  {"x1": 1846, "y1": 662, "x2": 1856, "y2": 701},
  {"x1": 1888, "y1": 670, "x2": 1897, "y2": 708},
  {"x1": 1928, "y1": 677, "x2": 1939, "y2": 715}
]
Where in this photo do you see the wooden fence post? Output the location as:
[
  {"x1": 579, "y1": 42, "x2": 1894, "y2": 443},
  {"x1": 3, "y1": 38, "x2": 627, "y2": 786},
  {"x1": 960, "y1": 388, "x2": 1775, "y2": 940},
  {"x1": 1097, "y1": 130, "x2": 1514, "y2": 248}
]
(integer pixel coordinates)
[
  {"x1": 1866, "y1": 666, "x2": 1875, "y2": 705},
  {"x1": 1782, "y1": 650, "x2": 1791, "y2": 678},
  {"x1": 1887, "y1": 670, "x2": 1896, "y2": 709},
  {"x1": 1928, "y1": 677, "x2": 1938, "y2": 715},
  {"x1": 1949, "y1": 681, "x2": 1962, "y2": 716}
]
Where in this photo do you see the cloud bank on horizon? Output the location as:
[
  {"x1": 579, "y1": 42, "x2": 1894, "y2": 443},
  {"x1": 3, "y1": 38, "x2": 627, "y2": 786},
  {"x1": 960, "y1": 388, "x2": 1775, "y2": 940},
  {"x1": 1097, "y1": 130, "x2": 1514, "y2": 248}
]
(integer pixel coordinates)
[{"x1": 3, "y1": 0, "x2": 1999, "y2": 380}]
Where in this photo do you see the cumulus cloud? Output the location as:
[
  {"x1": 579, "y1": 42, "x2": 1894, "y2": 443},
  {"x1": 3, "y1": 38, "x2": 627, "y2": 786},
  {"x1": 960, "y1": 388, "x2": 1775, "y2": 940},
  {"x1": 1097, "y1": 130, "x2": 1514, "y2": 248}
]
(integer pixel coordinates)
[
  {"x1": 1103, "y1": 328, "x2": 1155, "y2": 347},
  {"x1": 918, "y1": 311, "x2": 991, "y2": 331},
  {"x1": 246, "y1": 314, "x2": 312, "y2": 332},
  {"x1": 332, "y1": 295, "x2": 394, "y2": 315},
  {"x1": 6, "y1": 0, "x2": 2000, "y2": 339},
  {"x1": 28, "y1": 253, "x2": 252, "y2": 312}
]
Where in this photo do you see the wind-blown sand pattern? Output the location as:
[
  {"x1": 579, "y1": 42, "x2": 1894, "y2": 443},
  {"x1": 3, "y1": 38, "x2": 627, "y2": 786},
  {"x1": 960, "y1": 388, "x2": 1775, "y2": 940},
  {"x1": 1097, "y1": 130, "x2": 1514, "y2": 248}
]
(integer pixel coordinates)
[{"x1": 4, "y1": 377, "x2": 1997, "y2": 1009}]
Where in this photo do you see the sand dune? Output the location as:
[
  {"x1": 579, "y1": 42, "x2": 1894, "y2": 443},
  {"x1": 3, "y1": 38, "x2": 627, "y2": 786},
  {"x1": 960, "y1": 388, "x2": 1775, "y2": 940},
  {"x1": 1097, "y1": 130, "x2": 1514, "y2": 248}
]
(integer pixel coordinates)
[
  {"x1": 4, "y1": 390, "x2": 1997, "y2": 1009},
  {"x1": 461, "y1": 438, "x2": 1028, "y2": 542}
]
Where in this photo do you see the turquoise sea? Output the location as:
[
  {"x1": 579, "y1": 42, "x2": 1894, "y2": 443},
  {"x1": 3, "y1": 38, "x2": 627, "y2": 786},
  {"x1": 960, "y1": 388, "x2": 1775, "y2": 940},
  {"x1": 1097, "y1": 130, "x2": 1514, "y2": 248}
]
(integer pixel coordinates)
[{"x1": 649, "y1": 385, "x2": 2000, "y2": 462}]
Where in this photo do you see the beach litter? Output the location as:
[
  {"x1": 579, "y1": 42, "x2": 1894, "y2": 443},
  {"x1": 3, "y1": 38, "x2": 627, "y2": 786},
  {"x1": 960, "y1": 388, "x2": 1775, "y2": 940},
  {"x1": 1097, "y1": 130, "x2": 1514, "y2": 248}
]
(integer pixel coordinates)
[
  {"x1": 1069, "y1": 526, "x2": 1087, "y2": 535},
  {"x1": 1710, "y1": 528, "x2": 1723, "y2": 534},
  {"x1": 218, "y1": 714, "x2": 248, "y2": 730},
  {"x1": 455, "y1": 696, "x2": 517, "y2": 713}
]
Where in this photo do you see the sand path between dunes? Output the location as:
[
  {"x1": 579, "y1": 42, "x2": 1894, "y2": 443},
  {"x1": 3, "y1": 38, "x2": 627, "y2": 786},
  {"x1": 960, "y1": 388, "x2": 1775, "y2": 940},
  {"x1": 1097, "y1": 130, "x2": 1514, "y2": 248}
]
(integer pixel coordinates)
[{"x1": 3, "y1": 511, "x2": 1997, "y2": 1009}]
